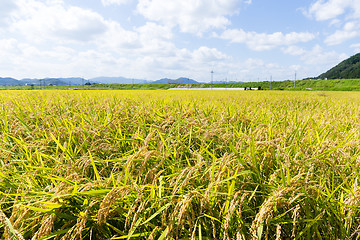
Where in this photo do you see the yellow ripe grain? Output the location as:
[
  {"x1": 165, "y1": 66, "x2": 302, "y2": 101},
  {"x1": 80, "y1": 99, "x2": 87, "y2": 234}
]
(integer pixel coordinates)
[{"x1": 0, "y1": 90, "x2": 360, "y2": 239}]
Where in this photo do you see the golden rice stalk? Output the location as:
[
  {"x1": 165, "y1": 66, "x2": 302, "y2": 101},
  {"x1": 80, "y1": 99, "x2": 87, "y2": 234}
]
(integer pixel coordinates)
[
  {"x1": 292, "y1": 204, "x2": 301, "y2": 238},
  {"x1": 33, "y1": 214, "x2": 57, "y2": 239},
  {"x1": 275, "y1": 224, "x2": 281, "y2": 240},
  {"x1": 0, "y1": 208, "x2": 25, "y2": 240},
  {"x1": 147, "y1": 226, "x2": 159, "y2": 240},
  {"x1": 98, "y1": 187, "x2": 129, "y2": 225},
  {"x1": 250, "y1": 187, "x2": 292, "y2": 239},
  {"x1": 223, "y1": 191, "x2": 241, "y2": 240}
]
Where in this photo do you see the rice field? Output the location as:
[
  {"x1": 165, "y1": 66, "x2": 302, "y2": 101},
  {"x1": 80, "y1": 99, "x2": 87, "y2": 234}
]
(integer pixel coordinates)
[{"x1": 0, "y1": 90, "x2": 359, "y2": 239}]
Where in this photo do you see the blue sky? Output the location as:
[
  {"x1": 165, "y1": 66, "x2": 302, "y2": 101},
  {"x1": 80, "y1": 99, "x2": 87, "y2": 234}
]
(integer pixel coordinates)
[{"x1": 1, "y1": 0, "x2": 359, "y2": 82}]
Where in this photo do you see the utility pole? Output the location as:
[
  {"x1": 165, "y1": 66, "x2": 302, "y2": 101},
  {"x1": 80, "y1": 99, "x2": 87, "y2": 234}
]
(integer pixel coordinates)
[
  {"x1": 211, "y1": 70, "x2": 214, "y2": 90},
  {"x1": 294, "y1": 72, "x2": 297, "y2": 88}
]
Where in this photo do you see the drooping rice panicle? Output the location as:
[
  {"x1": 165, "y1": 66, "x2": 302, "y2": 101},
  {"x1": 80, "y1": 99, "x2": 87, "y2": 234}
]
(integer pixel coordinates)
[{"x1": 0, "y1": 90, "x2": 359, "y2": 239}]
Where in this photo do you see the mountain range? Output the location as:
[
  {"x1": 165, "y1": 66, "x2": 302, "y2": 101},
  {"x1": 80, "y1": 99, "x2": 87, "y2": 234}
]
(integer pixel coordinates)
[
  {"x1": 0, "y1": 77, "x2": 201, "y2": 86},
  {"x1": 0, "y1": 77, "x2": 87, "y2": 86},
  {"x1": 2, "y1": 53, "x2": 360, "y2": 86},
  {"x1": 151, "y1": 77, "x2": 199, "y2": 84}
]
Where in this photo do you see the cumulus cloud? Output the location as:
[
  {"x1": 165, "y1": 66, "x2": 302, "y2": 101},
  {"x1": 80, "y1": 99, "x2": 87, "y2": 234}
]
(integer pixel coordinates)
[
  {"x1": 302, "y1": 45, "x2": 347, "y2": 66},
  {"x1": 2, "y1": 0, "x2": 348, "y2": 82},
  {"x1": 219, "y1": 29, "x2": 315, "y2": 51},
  {"x1": 280, "y1": 44, "x2": 349, "y2": 78},
  {"x1": 350, "y1": 43, "x2": 360, "y2": 52},
  {"x1": 0, "y1": 0, "x2": 233, "y2": 80},
  {"x1": 348, "y1": 44, "x2": 360, "y2": 56},
  {"x1": 96, "y1": 21, "x2": 176, "y2": 58},
  {"x1": 282, "y1": 46, "x2": 307, "y2": 56},
  {"x1": 96, "y1": 20, "x2": 141, "y2": 51},
  {"x1": 305, "y1": 0, "x2": 360, "y2": 45},
  {"x1": 101, "y1": 0, "x2": 132, "y2": 6},
  {"x1": 324, "y1": 21, "x2": 360, "y2": 45},
  {"x1": 12, "y1": 0, "x2": 107, "y2": 43},
  {"x1": 0, "y1": 0, "x2": 18, "y2": 26},
  {"x1": 325, "y1": 30, "x2": 359, "y2": 45},
  {"x1": 136, "y1": 0, "x2": 241, "y2": 34},
  {"x1": 307, "y1": 0, "x2": 349, "y2": 21},
  {"x1": 282, "y1": 44, "x2": 348, "y2": 67},
  {"x1": 0, "y1": 38, "x2": 22, "y2": 72},
  {"x1": 227, "y1": 58, "x2": 298, "y2": 81},
  {"x1": 307, "y1": 0, "x2": 360, "y2": 21},
  {"x1": 192, "y1": 46, "x2": 228, "y2": 62},
  {"x1": 244, "y1": 58, "x2": 264, "y2": 70},
  {"x1": 136, "y1": 22, "x2": 173, "y2": 40}
]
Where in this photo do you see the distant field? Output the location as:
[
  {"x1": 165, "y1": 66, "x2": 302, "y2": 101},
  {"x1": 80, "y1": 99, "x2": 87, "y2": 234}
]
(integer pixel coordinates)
[
  {"x1": 0, "y1": 90, "x2": 359, "y2": 239},
  {"x1": 1, "y1": 78, "x2": 360, "y2": 91}
]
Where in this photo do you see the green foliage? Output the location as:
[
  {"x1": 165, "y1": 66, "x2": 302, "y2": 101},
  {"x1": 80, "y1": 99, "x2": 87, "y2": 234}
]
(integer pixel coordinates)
[
  {"x1": 0, "y1": 90, "x2": 360, "y2": 239},
  {"x1": 319, "y1": 53, "x2": 360, "y2": 79},
  {"x1": 2, "y1": 78, "x2": 360, "y2": 91}
]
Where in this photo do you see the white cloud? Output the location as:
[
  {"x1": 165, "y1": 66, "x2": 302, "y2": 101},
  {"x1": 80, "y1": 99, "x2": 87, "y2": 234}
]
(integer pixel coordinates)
[
  {"x1": 282, "y1": 46, "x2": 307, "y2": 56},
  {"x1": 135, "y1": 23, "x2": 177, "y2": 57},
  {"x1": 307, "y1": 0, "x2": 360, "y2": 21},
  {"x1": 101, "y1": 0, "x2": 132, "y2": 6},
  {"x1": 324, "y1": 21, "x2": 360, "y2": 45},
  {"x1": 244, "y1": 58, "x2": 264, "y2": 70},
  {"x1": 136, "y1": 22, "x2": 173, "y2": 40},
  {"x1": 12, "y1": 0, "x2": 107, "y2": 43},
  {"x1": 281, "y1": 44, "x2": 348, "y2": 68},
  {"x1": 301, "y1": 45, "x2": 348, "y2": 66},
  {"x1": 280, "y1": 44, "x2": 349, "y2": 78},
  {"x1": 308, "y1": 0, "x2": 350, "y2": 21},
  {"x1": 306, "y1": 1, "x2": 360, "y2": 46},
  {"x1": 225, "y1": 58, "x2": 296, "y2": 81},
  {"x1": 351, "y1": 43, "x2": 360, "y2": 48},
  {"x1": 1, "y1": 0, "x2": 351, "y2": 82},
  {"x1": 0, "y1": 38, "x2": 18, "y2": 53},
  {"x1": 0, "y1": 0, "x2": 18, "y2": 26},
  {"x1": 0, "y1": 39, "x2": 22, "y2": 74},
  {"x1": 192, "y1": 46, "x2": 228, "y2": 62},
  {"x1": 136, "y1": 0, "x2": 241, "y2": 34},
  {"x1": 219, "y1": 29, "x2": 315, "y2": 51},
  {"x1": 96, "y1": 20, "x2": 141, "y2": 51},
  {"x1": 1, "y1": 0, "x2": 233, "y2": 80},
  {"x1": 325, "y1": 30, "x2": 359, "y2": 45},
  {"x1": 300, "y1": 45, "x2": 348, "y2": 77},
  {"x1": 97, "y1": 21, "x2": 177, "y2": 58},
  {"x1": 350, "y1": 43, "x2": 360, "y2": 52}
]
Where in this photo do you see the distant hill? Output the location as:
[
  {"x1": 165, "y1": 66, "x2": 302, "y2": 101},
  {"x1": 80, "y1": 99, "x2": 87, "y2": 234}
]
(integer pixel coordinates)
[
  {"x1": 89, "y1": 77, "x2": 147, "y2": 84},
  {"x1": 0, "y1": 76, "x2": 200, "y2": 86},
  {"x1": 212, "y1": 80, "x2": 242, "y2": 84},
  {"x1": 0, "y1": 77, "x2": 21, "y2": 86},
  {"x1": 19, "y1": 78, "x2": 86, "y2": 86},
  {"x1": 319, "y1": 53, "x2": 360, "y2": 79},
  {"x1": 152, "y1": 77, "x2": 199, "y2": 84}
]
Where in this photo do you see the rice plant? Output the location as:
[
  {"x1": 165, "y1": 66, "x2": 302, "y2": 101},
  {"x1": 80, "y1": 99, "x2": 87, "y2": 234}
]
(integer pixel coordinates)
[{"x1": 0, "y1": 90, "x2": 359, "y2": 239}]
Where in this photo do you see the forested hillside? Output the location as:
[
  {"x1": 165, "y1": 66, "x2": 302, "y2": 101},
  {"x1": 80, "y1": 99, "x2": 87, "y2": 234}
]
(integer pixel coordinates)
[{"x1": 319, "y1": 53, "x2": 360, "y2": 79}]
